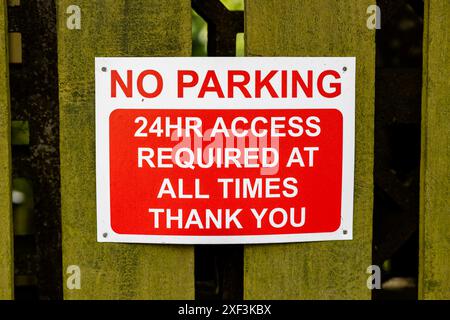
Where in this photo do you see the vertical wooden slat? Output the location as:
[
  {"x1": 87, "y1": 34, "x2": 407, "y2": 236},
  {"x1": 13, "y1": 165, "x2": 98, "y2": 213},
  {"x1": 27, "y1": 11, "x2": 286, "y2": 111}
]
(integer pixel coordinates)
[
  {"x1": 0, "y1": 0, "x2": 14, "y2": 300},
  {"x1": 57, "y1": 0, "x2": 194, "y2": 299},
  {"x1": 419, "y1": 0, "x2": 450, "y2": 300},
  {"x1": 7, "y1": 32, "x2": 21, "y2": 64},
  {"x1": 244, "y1": 0, "x2": 375, "y2": 299}
]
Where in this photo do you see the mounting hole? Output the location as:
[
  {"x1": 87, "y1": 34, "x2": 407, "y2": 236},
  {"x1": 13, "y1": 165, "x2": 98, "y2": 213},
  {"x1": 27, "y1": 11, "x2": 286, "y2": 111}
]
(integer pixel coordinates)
[
  {"x1": 101, "y1": 67, "x2": 107, "y2": 72},
  {"x1": 343, "y1": 230, "x2": 348, "y2": 235},
  {"x1": 103, "y1": 232, "x2": 108, "y2": 238},
  {"x1": 342, "y1": 66, "x2": 347, "y2": 72}
]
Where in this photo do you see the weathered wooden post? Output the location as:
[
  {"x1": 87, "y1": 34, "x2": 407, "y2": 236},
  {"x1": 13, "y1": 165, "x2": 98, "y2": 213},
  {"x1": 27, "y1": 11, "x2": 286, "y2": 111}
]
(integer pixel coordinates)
[
  {"x1": 57, "y1": 0, "x2": 194, "y2": 299},
  {"x1": 419, "y1": 0, "x2": 450, "y2": 300},
  {"x1": 0, "y1": 0, "x2": 14, "y2": 301},
  {"x1": 243, "y1": 0, "x2": 376, "y2": 299}
]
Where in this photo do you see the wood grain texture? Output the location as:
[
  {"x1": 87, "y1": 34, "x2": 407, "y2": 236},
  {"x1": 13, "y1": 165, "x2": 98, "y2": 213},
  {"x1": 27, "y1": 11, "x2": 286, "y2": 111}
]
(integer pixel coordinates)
[
  {"x1": 0, "y1": 0, "x2": 14, "y2": 300},
  {"x1": 419, "y1": 0, "x2": 450, "y2": 300},
  {"x1": 244, "y1": 0, "x2": 375, "y2": 299},
  {"x1": 57, "y1": 0, "x2": 194, "y2": 299}
]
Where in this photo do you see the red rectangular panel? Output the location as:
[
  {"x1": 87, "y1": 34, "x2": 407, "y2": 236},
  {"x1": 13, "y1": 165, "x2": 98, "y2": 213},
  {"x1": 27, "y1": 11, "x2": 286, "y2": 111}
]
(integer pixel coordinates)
[{"x1": 109, "y1": 108, "x2": 343, "y2": 236}]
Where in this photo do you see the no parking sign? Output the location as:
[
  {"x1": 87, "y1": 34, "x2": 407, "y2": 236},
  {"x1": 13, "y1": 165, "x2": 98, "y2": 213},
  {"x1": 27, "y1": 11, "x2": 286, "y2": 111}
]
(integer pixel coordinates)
[{"x1": 95, "y1": 57, "x2": 355, "y2": 244}]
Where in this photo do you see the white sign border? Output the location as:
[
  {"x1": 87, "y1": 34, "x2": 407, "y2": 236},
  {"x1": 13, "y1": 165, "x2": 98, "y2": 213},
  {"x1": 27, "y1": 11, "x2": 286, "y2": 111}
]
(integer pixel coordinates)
[{"x1": 95, "y1": 57, "x2": 355, "y2": 245}]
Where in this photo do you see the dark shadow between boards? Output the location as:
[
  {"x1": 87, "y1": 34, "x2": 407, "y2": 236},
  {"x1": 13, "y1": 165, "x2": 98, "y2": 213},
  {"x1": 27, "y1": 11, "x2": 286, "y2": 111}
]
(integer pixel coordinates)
[{"x1": 372, "y1": 0, "x2": 424, "y2": 300}]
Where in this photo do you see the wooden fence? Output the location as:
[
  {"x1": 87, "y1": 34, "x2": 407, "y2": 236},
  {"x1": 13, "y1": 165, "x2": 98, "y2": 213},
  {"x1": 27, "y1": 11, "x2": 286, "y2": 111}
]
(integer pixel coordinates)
[
  {"x1": 0, "y1": 0, "x2": 449, "y2": 300},
  {"x1": 0, "y1": 0, "x2": 13, "y2": 301}
]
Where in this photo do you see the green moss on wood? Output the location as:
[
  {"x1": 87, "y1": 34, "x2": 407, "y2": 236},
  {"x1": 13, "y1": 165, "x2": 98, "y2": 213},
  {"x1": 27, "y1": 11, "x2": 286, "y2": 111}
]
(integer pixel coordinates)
[
  {"x1": 419, "y1": 0, "x2": 450, "y2": 300},
  {"x1": 243, "y1": 0, "x2": 375, "y2": 299},
  {"x1": 0, "y1": 0, "x2": 14, "y2": 301},
  {"x1": 57, "y1": 0, "x2": 194, "y2": 299}
]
